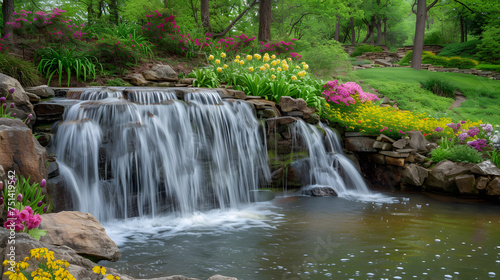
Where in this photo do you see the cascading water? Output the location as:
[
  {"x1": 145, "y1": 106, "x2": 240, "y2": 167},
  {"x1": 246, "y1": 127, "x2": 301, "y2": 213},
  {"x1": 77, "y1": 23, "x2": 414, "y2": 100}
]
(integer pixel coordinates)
[
  {"x1": 52, "y1": 88, "x2": 270, "y2": 221},
  {"x1": 292, "y1": 120, "x2": 371, "y2": 196}
]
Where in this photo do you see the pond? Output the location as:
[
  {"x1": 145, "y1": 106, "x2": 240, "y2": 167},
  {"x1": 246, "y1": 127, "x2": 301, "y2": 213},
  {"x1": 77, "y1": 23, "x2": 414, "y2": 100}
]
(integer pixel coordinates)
[{"x1": 103, "y1": 192, "x2": 500, "y2": 280}]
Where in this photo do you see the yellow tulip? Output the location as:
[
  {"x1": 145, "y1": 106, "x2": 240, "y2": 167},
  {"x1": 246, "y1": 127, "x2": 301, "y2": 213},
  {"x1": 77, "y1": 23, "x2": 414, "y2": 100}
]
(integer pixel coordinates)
[
  {"x1": 208, "y1": 55, "x2": 214, "y2": 60},
  {"x1": 260, "y1": 66, "x2": 266, "y2": 71},
  {"x1": 246, "y1": 55, "x2": 252, "y2": 61},
  {"x1": 220, "y1": 52, "x2": 226, "y2": 58},
  {"x1": 291, "y1": 75, "x2": 297, "y2": 81},
  {"x1": 223, "y1": 64, "x2": 228, "y2": 69},
  {"x1": 248, "y1": 67, "x2": 254, "y2": 72},
  {"x1": 240, "y1": 60, "x2": 245, "y2": 65},
  {"x1": 217, "y1": 67, "x2": 222, "y2": 72},
  {"x1": 271, "y1": 74, "x2": 276, "y2": 80},
  {"x1": 215, "y1": 59, "x2": 220, "y2": 64}
]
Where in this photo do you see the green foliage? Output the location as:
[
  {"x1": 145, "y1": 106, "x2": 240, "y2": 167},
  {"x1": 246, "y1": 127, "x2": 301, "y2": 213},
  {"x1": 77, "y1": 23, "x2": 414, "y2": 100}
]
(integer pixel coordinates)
[
  {"x1": 401, "y1": 50, "x2": 479, "y2": 69},
  {"x1": 300, "y1": 40, "x2": 351, "y2": 79},
  {"x1": 89, "y1": 36, "x2": 139, "y2": 74},
  {"x1": 430, "y1": 138, "x2": 483, "y2": 164},
  {"x1": 192, "y1": 68, "x2": 220, "y2": 88},
  {"x1": 350, "y1": 44, "x2": 383, "y2": 57},
  {"x1": 0, "y1": 53, "x2": 40, "y2": 87},
  {"x1": 104, "y1": 78, "x2": 132, "y2": 87},
  {"x1": 423, "y1": 31, "x2": 442, "y2": 45},
  {"x1": 476, "y1": 25, "x2": 500, "y2": 64},
  {"x1": 490, "y1": 149, "x2": 500, "y2": 168},
  {"x1": 438, "y1": 40, "x2": 481, "y2": 59},
  {"x1": 36, "y1": 47, "x2": 102, "y2": 87},
  {"x1": 236, "y1": 74, "x2": 271, "y2": 98},
  {"x1": 2, "y1": 176, "x2": 50, "y2": 216},
  {"x1": 429, "y1": 146, "x2": 452, "y2": 163},
  {"x1": 421, "y1": 79, "x2": 456, "y2": 99},
  {"x1": 475, "y1": 64, "x2": 500, "y2": 73}
]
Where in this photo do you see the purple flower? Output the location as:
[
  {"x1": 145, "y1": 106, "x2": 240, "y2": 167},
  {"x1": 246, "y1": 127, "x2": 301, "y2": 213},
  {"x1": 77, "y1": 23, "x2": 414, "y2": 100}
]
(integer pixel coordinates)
[
  {"x1": 458, "y1": 132, "x2": 469, "y2": 142},
  {"x1": 16, "y1": 193, "x2": 23, "y2": 202},
  {"x1": 27, "y1": 114, "x2": 33, "y2": 119},
  {"x1": 2, "y1": 103, "x2": 6, "y2": 110},
  {"x1": 43, "y1": 206, "x2": 48, "y2": 213},
  {"x1": 480, "y1": 123, "x2": 493, "y2": 132},
  {"x1": 8, "y1": 88, "x2": 15, "y2": 94},
  {"x1": 0, "y1": 181, "x2": 3, "y2": 191},
  {"x1": 0, "y1": 97, "x2": 5, "y2": 103},
  {"x1": 467, "y1": 127, "x2": 480, "y2": 137},
  {"x1": 435, "y1": 126, "x2": 443, "y2": 132},
  {"x1": 10, "y1": 103, "x2": 14, "y2": 108},
  {"x1": 19, "y1": 209, "x2": 30, "y2": 222},
  {"x1": 37, "y1": 200, "x2": 43, "y2": 207},
  {"x1": 40, "y1": 179, "x2": 46, "y2": 188},
  {"x1": 0, "y1": 197, "x2": 3, "y2": 205}
]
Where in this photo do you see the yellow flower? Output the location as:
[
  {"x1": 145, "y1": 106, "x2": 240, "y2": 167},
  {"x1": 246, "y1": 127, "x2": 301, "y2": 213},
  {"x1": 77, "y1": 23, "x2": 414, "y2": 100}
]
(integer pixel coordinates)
[
  {"x1": 259, "y1": 66, "x2": 266, "y2": 71},
  {"x1": 254, "y1": 54, "x2": 261, "y2": 60},
  {"x1": 283, "y1": 64, "x2": 289, "y2": 71},
  {"x1": 263, "y1": 56, "x2": 270, "y2": 62},
  {"x1": 277, "y1": 67, "x2": 282, "y2": 72},
  {"x1": 208, "y1": 55, "x2": 214, "y2": 60},
  {"x1": 271, "y1": 54, "x2": 276, "y2": 59},
  {"x1": 235, "y1": 55, "x2": 240, "y2": 59},
  {"x1": 4, "y1": 271, "x2": 27, "y2": 280},
  {"x1": 246, "y1": 55, "x2": 252, "y2": 61},
  {"x1": 271, "y1": 74, "x2": 276, "y2": 80},
  {"x1": 271, "y1": 68, "x2": 275, "y2": 71},
  {"x1": 215, "y1": 59, "x2": 220, "y2": 64},
  {"x1": 264, "y1": 63, "x2": 270, "y2": 68},
  {"x1": 298, "y1": 71, "x2": 306, "y2": 77},
  {"x1": 239, "y1": 60, "x2": 245, "y2": 65},
  {"x1": 92, "y1": 266, "x2": 107, "y2": 275},
  {"x1": 248, "y1": 67, "x2": 254, "y2": 72},
  {"x1": 223, "y1": 64, "x2": 228, "y2": 69},
  {"x1": 271, "y1": 60, "x2": 278, "y2": 66},
  {"x1": 303, "y1": 64, "x2": 309, "y2": 70},
  {"x1": 291, "y1": 75, "x2": 298, "y2": 81},
  {"x1": 302, "y1": 62, "x2": 306, "y2": 65},
  {"x1": 106, "y1": 275, "x2": 115, "y2": 280},
  {"x1": 276, "y1": 59, "x2": 281, "y2": 64},
  {"x1": 217, "y1": 67, "x2": 222, "y2": 72},
  {"x1": 220, "y1": 52, "x2": 226, "y2": 58},
  {"x1": 287, "y1": 57, "x2": 292, "y2": 61},
  {"x1": 234, "y1": 59, "x2": 239, "y2": 63}
]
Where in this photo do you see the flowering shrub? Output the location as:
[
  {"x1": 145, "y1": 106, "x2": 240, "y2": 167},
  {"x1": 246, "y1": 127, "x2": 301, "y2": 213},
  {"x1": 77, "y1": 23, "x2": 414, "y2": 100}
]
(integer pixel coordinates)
[
  {"x1": 93, "y1": 265, "x2": 121, "y2": 279},
  {"x1": 0, "y1": 88, "x2": 16, "y2": 118},
  {"x1": 322, "y1": 80, "x2": 378, "y2": 106},
  {"x1": 2, "y1": 248, "x2": 75, "y2": 280}
]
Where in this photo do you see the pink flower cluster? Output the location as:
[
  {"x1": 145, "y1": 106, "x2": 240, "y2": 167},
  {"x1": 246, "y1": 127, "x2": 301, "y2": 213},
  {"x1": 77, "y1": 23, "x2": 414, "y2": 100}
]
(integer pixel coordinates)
[
  {"x1": 467, "y1": 139, "x2": 488, "y2": 151},
  {"x1": 322, "y1": 80, "x2": 379, "y2": 106},
  {"x1": 259, "y1": 40, "x2": 298, "y2": 56},
  {"x1": 3, "y1": 206, "x2": 42, "y2": 232},
  {"x1": 142, "y1": 11, "x2": 179, "y2": 39}
]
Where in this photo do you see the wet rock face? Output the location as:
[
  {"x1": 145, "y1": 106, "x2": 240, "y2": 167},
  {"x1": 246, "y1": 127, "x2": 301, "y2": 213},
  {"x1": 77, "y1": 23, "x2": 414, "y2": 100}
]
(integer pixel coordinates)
[{"x1": 302, "y1": 186, "x2": 338, "y2": 197}]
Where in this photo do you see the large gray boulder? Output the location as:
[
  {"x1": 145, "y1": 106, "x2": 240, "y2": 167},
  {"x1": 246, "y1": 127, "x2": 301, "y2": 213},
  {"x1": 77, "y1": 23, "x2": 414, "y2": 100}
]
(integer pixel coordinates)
[
  {"x1": 0, "y1": 118, "x2": 47, "y2": 184},
  {"x1": 26, "y1": 85, "x2": 55, "y2": 99},
  {"x1": 142, "y1": 64, "x2": 179, "y2": 82},
  {"x1": 471, "y1": 160, "x2": 500, "y2": 176},
  {"x1": 0, "y1": 73, "x2": 36, "y2": 121},
  {"x1": 425, "y1": 161, "x2": 471, "y2": 193},
  {"x1": 39, "y1": 211, "x2": 121, "y2": 261},
  {"x1": 402, "y1": 164, "x2": 428, "y2": 187}
]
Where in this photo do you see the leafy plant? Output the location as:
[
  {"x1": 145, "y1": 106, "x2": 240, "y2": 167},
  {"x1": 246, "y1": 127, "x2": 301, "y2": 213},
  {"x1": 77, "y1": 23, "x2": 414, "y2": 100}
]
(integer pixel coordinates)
[
  {"x1": 105, "y1": 78, "x2": 132, "y2": 87},
  {"x1": 448, "y1": 144, "x2": 484, "y2": 163},
  {"x1": 36, "y1": 47, "x2": 102, "y2": 86},
  {"x1": 3, "y1": 248, "x2": 76, "y2": 279},
  {"x1": 237, "y1": 73, "x2": 271, "y2": 98},
  {"x1": 490, "y1": 149, "x2": 500, "y2": 168},
  {"x1": 350, "y1": 44, "x2": 383, "y2": 57},
  {"x1": 429, "y1": 146, "x2": 452, "y2": 163},
  {"x1": 192, "y1": 68, "x2": 220, "y2": 88},
  {"x1": 421, "y1": 78, "x2": 456, "y2": 99},
  {"x1": 0, "y1": 53, "x2": 40, "y2": 87}
]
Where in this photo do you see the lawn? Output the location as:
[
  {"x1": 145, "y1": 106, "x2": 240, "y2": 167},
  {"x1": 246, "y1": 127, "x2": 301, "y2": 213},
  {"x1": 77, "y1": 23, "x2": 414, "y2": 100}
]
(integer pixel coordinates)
[{"x1": 355, "y1": 68, "x2": 500, "y2": 124}]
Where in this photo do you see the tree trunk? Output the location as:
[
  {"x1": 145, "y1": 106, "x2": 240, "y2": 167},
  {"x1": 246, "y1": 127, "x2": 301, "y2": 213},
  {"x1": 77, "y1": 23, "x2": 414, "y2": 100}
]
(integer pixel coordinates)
[
  {"x1": 376, "y1": 17, "x2": 382, "y2": 45},
  {"x1": 201, "y1": 0, "x2": 211, "y2": 32},
  {"x1": 334, "y1": 15, "x2": 340, "y2": 42},
  {"x1": 350, "y1": 17, "x2": 355, "y2": 46},
  {"x1": 383, "y1": 18, "x2": 387, "y2": 46},
  {"x1": 2, "y1": 0, "x2": 15, "y2": 40},
  {"x1": 165, "y1": 0, "x2": 168, "y2": 8},
  {"x1": 258, "y1": 0, "x2": 272, "y2": 42},
  {"x1": 369, "y1": 17, "x2": 375, "y2": 45},
  {"x1": 460, "y1": 15, "x2": 464, "y2": 43},
  {"x1": 411, "y1": 0, "x2": 426, "y2": 70}
]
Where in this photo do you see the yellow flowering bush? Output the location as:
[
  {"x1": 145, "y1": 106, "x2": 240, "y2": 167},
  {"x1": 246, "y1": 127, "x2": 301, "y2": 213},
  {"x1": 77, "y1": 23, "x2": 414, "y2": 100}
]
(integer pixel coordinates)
[{"x1": 2, "y1": 248, "x2": 75, "y2": 280}]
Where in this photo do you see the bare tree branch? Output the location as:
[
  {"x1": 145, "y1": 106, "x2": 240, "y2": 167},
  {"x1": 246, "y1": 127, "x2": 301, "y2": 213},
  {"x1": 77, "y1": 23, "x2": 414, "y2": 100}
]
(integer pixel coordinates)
[
  {"x1": 212, "y1": 0, "x2": 258, "y2": 38},
  {"x1": 288, "y1": 12, "x2": 311, "y2": 36},
  {"x1": 426, "y1": 0, "x2": 439, "y2": 11},
  {"x1": 453, "y1": 0, "x2": 475, "y2": 13}
]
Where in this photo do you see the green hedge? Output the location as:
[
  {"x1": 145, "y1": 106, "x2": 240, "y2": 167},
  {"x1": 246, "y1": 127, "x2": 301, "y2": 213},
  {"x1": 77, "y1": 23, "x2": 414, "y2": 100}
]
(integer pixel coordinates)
[
  {"x1": 350, "y1": 44, "x2": 383, "y2": 57},
  {"x1": 399, "y1": 51, "x2": 478, "y2": 69}
]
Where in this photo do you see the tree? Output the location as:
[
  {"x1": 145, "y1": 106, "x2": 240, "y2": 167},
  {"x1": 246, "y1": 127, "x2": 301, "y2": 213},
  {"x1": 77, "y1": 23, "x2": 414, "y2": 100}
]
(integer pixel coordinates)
[
  {"x1": 411, "y1": 0, "x2": 438, "y2": 70},
  {"x1": 2, "y1": 0, "x2": 14, "y2": 40},
  {"x1": 200, "y1": 0, "x2": 211, "y2": 31},
  {"x1": 258, "y1": 0, "x2": 271, "y2": 41}
]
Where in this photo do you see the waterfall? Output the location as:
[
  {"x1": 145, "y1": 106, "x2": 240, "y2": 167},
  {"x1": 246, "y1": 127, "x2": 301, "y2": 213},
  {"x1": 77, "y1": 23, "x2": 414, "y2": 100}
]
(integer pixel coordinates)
[
  {"x1": 53, "y1": 88, "x2": 270, "y2": 221},
  {"x1": 292, "y1": 120, "x2": 371, "y2": 196}
]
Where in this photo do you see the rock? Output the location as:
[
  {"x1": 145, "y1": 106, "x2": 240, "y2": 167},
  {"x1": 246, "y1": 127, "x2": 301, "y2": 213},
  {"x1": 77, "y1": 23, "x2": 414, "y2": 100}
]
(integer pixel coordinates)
[
  {"x1": 304, "y1": 113, "x2": 320, "y2": 125},
  {"x1": 266, "y1": 116, "x2": 298, "y2": 126},
  {"x1": 455, "y1": 174, "x2": 476, "y2": 195},
  {"x1": 345, "y1": 137, "x2": 377, "y2": 152},
  {"x1": 476, "y1": 176, "x2": 490, "y2": 190},
  {"x1": 0, "y1": 73, "x2": 36, "y2": 121},
  {"x1": 207, "y1": 276, "x2": 237, "y2": 280},
  {"x1": 373, "y1": 141, "x2": 392, "y2": 150},
  {"x1": 425, "y1": 161, "x2": 470, "y2": 192},
  {"x1": 379, "y1": 151, "x2": 409, "y2": 158},
  {"x1": 385, "y1": 157, "x2": 405, "y2": 167},
  {"x1": 396, "y1": 148, "x2": 416, "y2": 153},
  {"x1": 0, "y1": 118, "x2": 47, "y2": 184},
  {"x1": 278, "y1": 96, "x2": 307, "y2": 112},
  {"x1": 366, "y1": 153, "x2": 385, "y2": 164},
  {"x1": 180, "y1": 78, "x2": 196, "y2": 85},
  {"x1": 471, "y1": 160, "x2": 500, "y2": 176},
  {"x1": 124, "y1": 73, "x2": 149, "y2": 86},
  {"x1": 26, "y1": 92, "x2": 41, "y2": 103},
  {"x1": 156, "y1": 82, "x2": 176, "y2": 87},
  {"x1": 26, "y1": 85, "x2": 55, "y2": 98},
  {"x1": 393, "y1": 138, "x2": 409, "y2": 149},
  {"x1": 413, "y1": 153, "x2": 427, "y2": 163},
  {"x1": 142, "y1": 64, "x2": 179, "y2": 82},
  {"x1": 225, "y1": 89, "x2": 247, "y2": 100},
  {"x1": 46, "y1": 174, "x2": 74, "y2": 212},
  {"x1": 381, "y1": 96, "x2": 390, "y2": 104},
  {"x1": 405, "y1": 131, "x2": 428, "y2": 153},
  {"x1": 426, "y1": 142, "x2": 438, "y2": 152},
  {"x1": 346, "y1": 132, "x2": 366, "y2": 137},
  {"x1": 245, "y1": 99, "x2": 281, "y2": 117},
  {"x1": 376, "y1": 134, "x2": 396, "y2": 143},
  {"x1": 138, "y1": 277, "x2": 200, "y2": 280},
  {"x1": 302, "y1": 186, "x2": 338, "y2": 197},
  {"x1": 34, "y1": 103, "x2": 65, "y2": 123},
  {"x1": 402, "y1": 164, "x2": 428, "y2": 186},
  {"x1": 40, "y1": 211, "x2": 121, "y2": 261},
  {"x1": 405, "y1": 154, "x2": 415, "y2": 163},
  {"x1": 36, "y1": 132, "x2": 51, "y2": 146},
  {"x1": 486, "y1": 177, "x2": 500, "y2": 196}
]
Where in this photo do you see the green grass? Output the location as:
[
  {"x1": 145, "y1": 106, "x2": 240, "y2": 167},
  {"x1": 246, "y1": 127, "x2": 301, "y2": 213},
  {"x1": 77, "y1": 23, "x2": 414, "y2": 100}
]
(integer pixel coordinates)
[{"x1": 356, "y1": 68, "x2": 500, "y2": 124}]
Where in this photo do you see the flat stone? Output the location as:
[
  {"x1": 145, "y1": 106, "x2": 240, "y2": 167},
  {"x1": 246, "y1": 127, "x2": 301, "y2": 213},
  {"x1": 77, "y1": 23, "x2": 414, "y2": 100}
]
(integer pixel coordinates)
[
  {"x1": 346, "y1": 132, "x2": 367, "y2": 137},
  {"x1": 386, "y1": 157, "x2": 405, "y2": 167},
  {"x1": 345, "y1": 137, "x2": 377, "y2": 152},
  {"x1": 366, "y1": 153, "x2": 385, "y2": 164},
  {"x1": 26, "y1": 92, "x2": 41, "y2": 103},
  {"x1": 26, "y1": 85, "x2": 55, "y2": 98},
  {"x1": 405, "y1": 131, "x2": 428, "y2": 152},
  {"x1": 455, "y1": 174, "x2": 476, "y2": 195},
  {"x1": 413, "y1": 153, "x2": 427, "y2": 163},
  {"x1": 174, "y1": 83, "x2": 189, "y2": 87},
  {"x1": 396, "y1": 148, "x2": 416, "y2": 153},
  {"x1": 180, "y1": 78, "x2": 196, "y2": 85},
  {"x1": 471, "y1": 160, "x2": 500, "y2": 176},
  {"x1": 302, "y1": 186, "x2": 338, "y2": 197},
  {"x1": 373, "y1": 141, "x2": 392, "y2": 150},
  {"x1": 225, "y1": 89, "x2": 247, "y2": 99},
  {"x1": 207, "y1": 276, "x2": 238, "y2": 280},
  {"x1": 266, "y1": 116, "x2": 298, "y2": 126},
  {"x1": 393, "y1": 138, "x2": 409, "y2": 149},
  {"x1": 279, "y1": 96, "x2": 308, "y2": 112},
  {"x1": 476, "y1": 176, "x2": 490, "y2": 190},
  {"x1": 486, "y1": 177, "x2": 500, "y2": 196},
  {"x1": 124, "y1": 73, "x2": 149, "y2": 86},
  {"x1": 379, "y1": 151, "x2": 410, "y2": 158},
  {"x1": 426, "y1": 161, "x2": 470, "y2": 192},
  {"x1": 376, "y1": 134, "x2": 396, "y2": 143}
]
